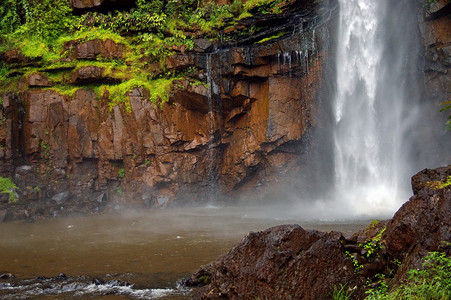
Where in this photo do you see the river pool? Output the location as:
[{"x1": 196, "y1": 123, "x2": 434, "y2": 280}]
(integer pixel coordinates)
[{"x1": 0, "y1": 206, "x2": 369, "y2": 299}]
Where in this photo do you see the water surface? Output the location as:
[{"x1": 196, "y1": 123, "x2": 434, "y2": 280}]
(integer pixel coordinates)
[{"x1": 0, "y1": 206, "x2": 368, "y2": 299}]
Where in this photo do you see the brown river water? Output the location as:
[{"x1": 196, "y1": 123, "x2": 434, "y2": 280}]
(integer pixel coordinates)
[{"x1": 0, "y1": 206, "x2": 369, "y2": 299}]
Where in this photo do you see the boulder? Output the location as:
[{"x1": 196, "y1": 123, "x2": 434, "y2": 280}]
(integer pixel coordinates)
[
  {"x1": 384, "y1": 165, "x2": 451, "y2": 283},
  {"x1": 187, "y1": 225, "x2": 364, "y2": 299}
]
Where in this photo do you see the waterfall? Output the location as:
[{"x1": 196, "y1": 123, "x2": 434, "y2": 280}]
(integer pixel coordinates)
[{"x1": 332, "y1": 0, "x2": 421, "y2": 217}]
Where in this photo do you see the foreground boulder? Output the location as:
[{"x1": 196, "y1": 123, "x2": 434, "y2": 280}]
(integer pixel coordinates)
[
  {"x1": 187, "y1": 225, "x2": 365, "y2": 299},
  {"x1": 187, "y1": 165, "x2": 451, "y2": 299},
  {"x1": 384, "y1": 165, "x2": 451, "y2": 284}
]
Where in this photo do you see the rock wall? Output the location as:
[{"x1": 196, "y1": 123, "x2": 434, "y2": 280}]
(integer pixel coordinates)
[{"x1": 0, "y1": 1, "x2": 338, "y2": 220}]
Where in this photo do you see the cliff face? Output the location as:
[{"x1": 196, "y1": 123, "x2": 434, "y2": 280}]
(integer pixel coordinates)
[
  {"x1": 422, "y1": 0, "x2": 451, "y2": 108},
  {"x1": 0, "y1": 1, "x2": 337, "y2": 220}
]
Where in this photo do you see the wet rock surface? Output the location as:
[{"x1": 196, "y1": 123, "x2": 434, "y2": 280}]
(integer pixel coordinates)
[
  {"x1": 188, "y1": 165, "x2": 451, "y2": 299},
  {"x1": 384, "y1": 166, "x2": 451, "y2": 283},
  {"x1": 422, "y1": 0, "x2": 451, "y2": 127},
  {"x1": 187, "y1": 225, "x2": 365, "y2": 299}
]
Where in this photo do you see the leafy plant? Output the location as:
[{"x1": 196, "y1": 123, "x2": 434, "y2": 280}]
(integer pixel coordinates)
[
  {"x1": 365, "y1": 252, "x2": 451, "y2": 300},
  {"x1": 118, "y1": 168, "x2": 125, "y2": 178},
  {"x1": 116, "y1": 186, "x2": 124, "y2": 195},
  {"x1": 359, "y1": 227, "x2": 386, "y2": 260},
  {"x1": 332, "y1": 284, "x2": 352, "y2": 300},
  {"x1": 365, "y1": 274, "x2": 389, "y2": 299},
  {"x1": 0, "y1": 176, "x2": 18, "y2": 203},
  {"x1": 345, "y1": 250, "x2": 364, "y2": 273},
  {"x1": 40, "y1": 140, "x2": 50, "y2": 159}
]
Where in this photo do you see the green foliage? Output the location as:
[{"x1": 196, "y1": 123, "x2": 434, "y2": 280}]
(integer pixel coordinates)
[
  {"x1": 0, "y1": 0, "x2": 290, "y2": 111},
  {"x1": 0, "y1": 176, "x2": 18, "y2": 203},
  {"x1": 365, "y1": 252, "x2": 451, "y2": 300},
  {"x1": 108, "y1": 76, "x2": 180, "y2": 111},
  {"x1": 116, "y1": 186, "x2": 124, "y2": 195},
  {"x1": 6, "y1": 0, "x2": 75, "y2": 42},
  {"x1": 0, "y1": 0, "x2": 31, "y2": 34},
  {"x1": 118, "y1": 168, "x2": 125, "y2": 178},
  {"x1": 0, "y1": 63, "x2": 8, "y2": 82},
  {"x1": 359, "y1": 227, "x2": 386, "y2": 260},
  {"x1": 345, "y1": 250, "x2": 364, "y2": 273},
  {"x1": 243, "y1": 0, "x2": 287, "y2": 14},
  {"x1": 440, "y1": 100, "x2": 451, "y2": 130},
  {"x1": 332, "y1": 284, "x2": 352, "y2": 300},
  {"x1": 365, "y1": 274, "x2": 389, "y2": 299},
  {"x1": 40, "y1": 140, "x2": 50, "y2": 159}
]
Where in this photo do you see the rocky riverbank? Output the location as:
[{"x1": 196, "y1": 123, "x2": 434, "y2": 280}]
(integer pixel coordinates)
[{"x1": 186, "y1": 165, "x2": 451, "y2": 299}]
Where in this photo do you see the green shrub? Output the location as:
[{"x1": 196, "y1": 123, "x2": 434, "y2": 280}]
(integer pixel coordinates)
[
  {"x1": 365, "y1": 252, "x2": 451, "y2": 300},
  {"x1": 0, "y1": 176, "x2": 18, "y2": 203}
]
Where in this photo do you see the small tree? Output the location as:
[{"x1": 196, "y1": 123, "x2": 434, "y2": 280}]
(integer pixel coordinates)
[{"x1": 0, "y1": 177, "x2": 18, "y2": 203}]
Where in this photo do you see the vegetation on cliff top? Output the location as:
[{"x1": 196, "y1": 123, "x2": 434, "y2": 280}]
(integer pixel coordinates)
[{"x1": 0, "y1": 0, "x2": 292, "y2": 108}]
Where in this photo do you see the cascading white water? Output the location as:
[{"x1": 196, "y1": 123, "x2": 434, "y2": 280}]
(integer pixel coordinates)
[{"x1": 333, "y1": 0, "x2": 415, "y2": 217}]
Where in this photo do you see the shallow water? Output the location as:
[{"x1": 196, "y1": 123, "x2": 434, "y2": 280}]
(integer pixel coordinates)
[{"x1": 0, "y1": 206, "x2": 369, "y2": 299}]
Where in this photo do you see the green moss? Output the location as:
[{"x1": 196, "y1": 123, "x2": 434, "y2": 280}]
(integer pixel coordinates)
[
  {"x1": 108, "y1": 76, "x2": 181, "y2": 112},
  {"x1": 59, "y1": 27, "x2": 126, "y2": 45},
  {"x1": 256, "y1": 32, "x2": 285, "y2": 43},
  {"x1": 46, "y1": 85, "x2": 80, "y2": 98},
  {"x1": 427, "y1": 175, "x2": 451, "y2": 190}
]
